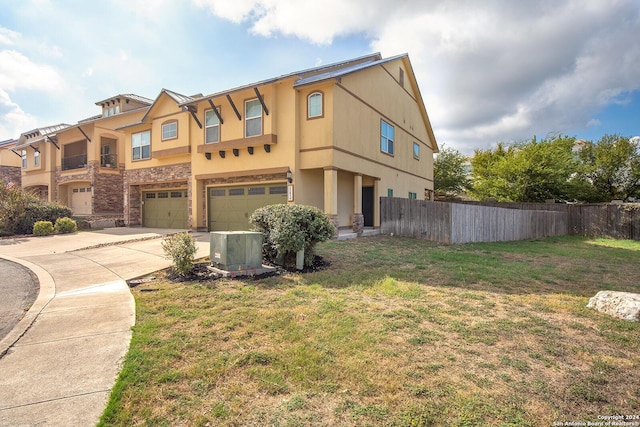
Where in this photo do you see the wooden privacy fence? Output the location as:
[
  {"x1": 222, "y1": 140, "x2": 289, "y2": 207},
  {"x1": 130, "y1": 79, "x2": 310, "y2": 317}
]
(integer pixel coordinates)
[
  {"x1": 380, "y1": 198, "x2": 568, "y2": 244},
  {"x1": 379, "y1": 199, "x2": 640, "y2": 243}
]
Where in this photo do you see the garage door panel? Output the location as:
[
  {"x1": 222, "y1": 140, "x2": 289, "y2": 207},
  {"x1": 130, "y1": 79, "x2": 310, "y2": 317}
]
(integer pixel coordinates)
[
  {"x1": 209, "y1": 184, "x2": 287, "y2": 231},
  {"x1": 70, "y1": 186, "x2": 92, "y2": 215},
  {"x1": 143, "y1": 190, "x2": 188, "y2": 229}
]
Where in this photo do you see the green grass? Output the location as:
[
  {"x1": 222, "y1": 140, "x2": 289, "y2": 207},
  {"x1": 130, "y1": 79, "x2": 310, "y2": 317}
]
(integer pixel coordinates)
[{"x1": 99, "y1": 235, "x2": 640, "y2": 426}]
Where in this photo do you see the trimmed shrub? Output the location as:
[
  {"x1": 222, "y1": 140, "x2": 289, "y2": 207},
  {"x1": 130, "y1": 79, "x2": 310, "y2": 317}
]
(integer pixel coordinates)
[
  {"x1": 249, "y1": 204, "x2": 336, "y2": 268},
  {"x1": 33, "y1": 221, "x2": 54, "y2": 236},
  {"x1": 54, "y1": 217, "x2": 78, "y2": 234},
  {"x1": 161, "y1": 232, "x2": 197, "y2": 277},
  {"x1": 18, "y1": 200, "x2": 73, "y2": 234}
]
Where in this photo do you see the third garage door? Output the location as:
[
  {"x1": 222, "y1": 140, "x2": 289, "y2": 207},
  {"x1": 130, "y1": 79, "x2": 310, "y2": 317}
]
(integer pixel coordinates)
[{"x1": 208, "y1": 184, "x2": 287, "y2": 231}]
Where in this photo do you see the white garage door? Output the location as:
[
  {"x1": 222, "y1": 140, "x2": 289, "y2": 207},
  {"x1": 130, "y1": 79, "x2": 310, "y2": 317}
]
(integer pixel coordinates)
[{"x1": 70, "y1": 185, "x2": 92, "y2": 215}]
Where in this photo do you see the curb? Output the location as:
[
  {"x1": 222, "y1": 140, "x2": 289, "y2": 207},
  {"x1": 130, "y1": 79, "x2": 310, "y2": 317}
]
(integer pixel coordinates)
[{"x1": 0, "y1": 255, "x2": 56, "y2": 358}]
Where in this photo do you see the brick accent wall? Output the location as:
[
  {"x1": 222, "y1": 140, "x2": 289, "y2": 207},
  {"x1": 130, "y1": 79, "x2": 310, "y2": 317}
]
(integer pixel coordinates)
[
  {"x1": 93, "y1": 169, "x2": 124, "y2": 214},
  {"x1": 56, "y1": 161, "x2": 124, "y2": 214},
  {"x1": 124, "y1": 163, "x2": 192, "y2": 226}
]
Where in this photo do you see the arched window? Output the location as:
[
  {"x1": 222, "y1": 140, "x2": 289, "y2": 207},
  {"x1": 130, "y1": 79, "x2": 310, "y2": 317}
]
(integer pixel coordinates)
[{"x1": 308, "y1": 92, "x2": 323, "y2": 118}]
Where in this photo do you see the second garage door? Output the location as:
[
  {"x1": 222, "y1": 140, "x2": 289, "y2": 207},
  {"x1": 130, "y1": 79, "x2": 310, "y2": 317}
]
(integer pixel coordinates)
[
  {"x1": 208, "y1": 184, "x2": 287, "y2": 231},
  {"x1": 143, "y1": 190, "x2": 188, "y2": 229}
]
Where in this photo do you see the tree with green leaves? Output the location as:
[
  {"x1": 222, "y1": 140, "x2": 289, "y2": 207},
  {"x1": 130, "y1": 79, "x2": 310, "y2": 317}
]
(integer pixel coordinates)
[
  {"x1": 470, "y1": 135, "x2": 582, "y2": 202},
  {"x1": 433, "y1": 146, "x2": 472, "y2": 199},
  {"x1": 575, "y1": 134, "x2": 640, "y2": 202}
]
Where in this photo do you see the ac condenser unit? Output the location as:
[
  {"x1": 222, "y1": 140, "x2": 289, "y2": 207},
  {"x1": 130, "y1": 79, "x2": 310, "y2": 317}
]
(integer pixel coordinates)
[{"x1": 210, "y1": 231, "x2": 263, "y2": 271}]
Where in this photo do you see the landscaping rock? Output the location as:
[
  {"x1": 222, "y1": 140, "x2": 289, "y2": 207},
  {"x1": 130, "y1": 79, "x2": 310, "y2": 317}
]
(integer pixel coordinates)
[{"x1": 587, "y1": 291, "x2": 640, "y2": 322}]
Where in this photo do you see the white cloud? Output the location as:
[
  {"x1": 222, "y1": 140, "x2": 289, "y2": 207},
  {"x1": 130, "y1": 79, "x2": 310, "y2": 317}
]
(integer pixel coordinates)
[
  {"x1": 195, "y1": 0, "x2": 640, "y2": 153},
  {"x1": 0, "y1": 89, "x2": 38, "y2": 139},
  {"x1": 0, "y1": 50, "x2": 66, "y2": 92}
]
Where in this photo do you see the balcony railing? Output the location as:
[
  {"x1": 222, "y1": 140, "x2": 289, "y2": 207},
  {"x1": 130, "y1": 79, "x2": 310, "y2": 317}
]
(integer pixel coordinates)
[
  {"x1": 62, "y1": 154, "x2": 87, "y2": 171},
  {"x1": 100, "y1": 153, "x2": 118, "y2": 169}
]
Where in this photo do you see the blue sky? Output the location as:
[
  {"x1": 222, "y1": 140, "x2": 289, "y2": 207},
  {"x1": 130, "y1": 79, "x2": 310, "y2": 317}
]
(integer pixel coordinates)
[{"x1": 1, "y1": 0, "x2": 638, "y2": 154}]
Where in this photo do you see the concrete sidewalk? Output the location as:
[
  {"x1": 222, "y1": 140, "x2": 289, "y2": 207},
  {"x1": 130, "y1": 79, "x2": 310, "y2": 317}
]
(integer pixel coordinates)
[{"x1": 0, "y1": 228, "x2": 210, "y2": 427}]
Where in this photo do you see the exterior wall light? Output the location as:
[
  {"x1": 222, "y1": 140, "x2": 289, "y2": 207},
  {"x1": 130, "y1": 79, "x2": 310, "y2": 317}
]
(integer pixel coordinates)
[{"x1": 286, "y1": 168, "x2": 293, "y2": 183}]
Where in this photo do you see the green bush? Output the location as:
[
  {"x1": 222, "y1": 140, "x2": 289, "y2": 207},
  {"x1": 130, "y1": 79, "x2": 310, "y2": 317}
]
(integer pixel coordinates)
[
  {"x1": 33, "y1": 221, "x2": 54, "y2": 236},
  {"x1": 54, "y1": 217, "x2": 77, "y2": 234},
  {"x1": 0, "y1": 185, "x2": 73, "y2": 235},
  {"x1": 161, "y1": 232, "x2": 197, "y2": 277},
  {"x1": 249, "y1": 204, "x2": 336, "y2": 268},
  {"x1": 0, "y1": 186, "x2": 29, "y2": 235}
]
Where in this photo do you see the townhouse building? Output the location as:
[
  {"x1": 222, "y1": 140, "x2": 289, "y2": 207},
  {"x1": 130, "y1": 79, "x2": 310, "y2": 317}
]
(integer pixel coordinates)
[
  {"x1": 3, "y1": 53, "x2": 438, "y2": 233},
  {"x1": 119, "y1": 53, "x2": 438, "y2": 232}
]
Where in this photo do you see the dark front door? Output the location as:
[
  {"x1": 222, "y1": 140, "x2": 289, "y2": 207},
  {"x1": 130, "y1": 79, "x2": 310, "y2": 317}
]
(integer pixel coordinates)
[{"x1": 362, "y1": 186, "x2": 374, "y2": 227}]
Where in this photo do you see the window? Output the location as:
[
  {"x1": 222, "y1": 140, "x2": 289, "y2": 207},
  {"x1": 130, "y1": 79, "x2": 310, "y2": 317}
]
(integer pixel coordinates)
[
  {"x1": 132, "y1": 130, "x2": 151, "y2": 160},
  {"x1": 381, "y1": 120, "x2": 394, "y2": 155},
  {"x1": 205, "y1": 108, "x2": 220, "y2": 143},
  {"x1": 115, "y1": 105, "x2": 120, "y2": 114},
  {"x1": 387, "y1": 188, "x2": 394, "y2": 198},
  {"x1": 413, "y1": 142, "x2": 420, "y2": 160},
  {"x1": 409, "y1": 192, "x2": 417, "y2": 200},
  {"x1": 21, "y1": 150, "x2": 27, "y2": 168},
  {"x1": 109, "y1": 107, "x2": 114, "y2": 116},
  {"x1": 308, "y1": 92, "x2": 323, "y2": 118},
  {"x1": 162, "y1": 121, "x2": 177, "y2": 140},
  {"x1": 245, "y1": 99, "x2": 262, "y2": 137},
  {"x1": 34, "y1": 150, "x2": 40, "y2": 166}
]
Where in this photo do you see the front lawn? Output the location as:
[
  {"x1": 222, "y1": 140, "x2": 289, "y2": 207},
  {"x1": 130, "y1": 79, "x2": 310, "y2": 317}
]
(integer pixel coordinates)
[{"x1": 100, "y1": 236, "x2": 640, "y2": 426}]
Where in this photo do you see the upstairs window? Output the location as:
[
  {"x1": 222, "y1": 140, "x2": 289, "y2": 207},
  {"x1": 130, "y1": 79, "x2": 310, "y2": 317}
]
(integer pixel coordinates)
[
  {"x1": 413, "y1": 142, "x2": 420, "y2": 160},
  {"x1": 245, "y1": 99, "x2": 262, "y2": 138},
  {"x1": 132, "y1": 130, "x2": 151, "y2": 160},
  {"x1": 308, "y1": 92, "x2": 323, "y2": 118},
  {"x1": 34, "y1": 150, "x2": 40, "y2": 166},
  {"x1": 21, "y1": 150, "x2": 27, "y2": 168},
  {"x1": 381, "y1": 120, "x2": 394, "y2": 155},
  {"x1": 205, "y1": 108, "x2": 220, "y2": 143},
  {"x1": 162, "y1": 121, "x2": 178, "y2": 140}
]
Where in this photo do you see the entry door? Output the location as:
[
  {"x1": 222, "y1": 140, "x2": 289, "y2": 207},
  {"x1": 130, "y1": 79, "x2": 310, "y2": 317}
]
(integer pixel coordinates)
[{"x1": 362, "y1": 186, "x2": 374, "y2": 227}]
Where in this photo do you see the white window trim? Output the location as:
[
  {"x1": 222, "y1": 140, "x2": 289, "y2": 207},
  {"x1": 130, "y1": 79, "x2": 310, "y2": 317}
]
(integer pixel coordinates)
[
  {"x1": 307, "y1": 92, "x2": 323, "y2": 119},
  {"x1": 205, "y1": 108, "x2": 221, "y2": 144},
  {"x1": 381, "y1": 120, "x2": 395, "y2": 155},
  {"x1": 161, "y1": 121, "x2": 178, "y2": 141},
  {"x1": 132, "y1": 130, "x2": 151, "y2": 161},
  {"x1": 245, "y1": 98, "x2": 263, "y2": 138}
]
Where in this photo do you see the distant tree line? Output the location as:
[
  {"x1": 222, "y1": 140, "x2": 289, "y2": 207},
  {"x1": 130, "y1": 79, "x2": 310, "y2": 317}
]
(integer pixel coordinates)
[{"x1": 434, "y1": 134, "x2": 640, "y2": 203}]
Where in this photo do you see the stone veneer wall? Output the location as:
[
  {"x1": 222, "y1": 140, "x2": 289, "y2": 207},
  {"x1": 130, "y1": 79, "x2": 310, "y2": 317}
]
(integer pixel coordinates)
[
  {"x1": 93, "y1": 167, "x2": 124, "y2": 214},
  {"x1": 0, "y1": 165, "x2": 21, "y2": 187},
  {"x1": 124, "y1": 163, "x2": 192, "y2": 226},
  {"x1": 199, "y1": 171, "x2": 287, "y2": 229}
]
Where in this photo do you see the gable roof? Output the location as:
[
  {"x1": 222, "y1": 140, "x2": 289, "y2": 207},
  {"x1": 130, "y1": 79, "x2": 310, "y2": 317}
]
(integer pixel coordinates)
[
  {"x1": 180, "y1": 53, "x2": 382, "y2": 106},
  {"x1": 293, "y1": 53, "x2": 406, "y2": 88},
  {"x1": 116, "y1": 89, "x2": 196, "y2": 130}
]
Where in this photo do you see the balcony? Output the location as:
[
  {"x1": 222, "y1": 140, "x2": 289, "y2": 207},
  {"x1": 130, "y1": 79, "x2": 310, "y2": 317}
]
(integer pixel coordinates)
[
  {"x1": 62, "y1": 153, "x2": 87, "y2": 171},
  {"x1": 100, "y1": 153, "x2": 118, "y2": 169}
]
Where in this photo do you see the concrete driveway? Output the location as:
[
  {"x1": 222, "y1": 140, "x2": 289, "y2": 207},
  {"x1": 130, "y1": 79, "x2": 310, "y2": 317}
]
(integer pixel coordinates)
[{"x1": 0, "y1": 228, "x2": 210, "y2": 427}]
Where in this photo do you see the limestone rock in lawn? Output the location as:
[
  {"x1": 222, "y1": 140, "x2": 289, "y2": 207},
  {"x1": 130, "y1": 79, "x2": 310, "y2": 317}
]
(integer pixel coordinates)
[{"x1": 587, "y1": 291, "x2": 640, "y2": 322}]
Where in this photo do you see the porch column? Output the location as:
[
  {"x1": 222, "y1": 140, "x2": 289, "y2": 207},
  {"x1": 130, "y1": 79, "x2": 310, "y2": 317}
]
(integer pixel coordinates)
[
  {"x1": 352, "y1": 174, "x2": 364, "y2": 234},
  {"x1": 323, "y1": 167, "x2": 339, "y2": 229}
]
